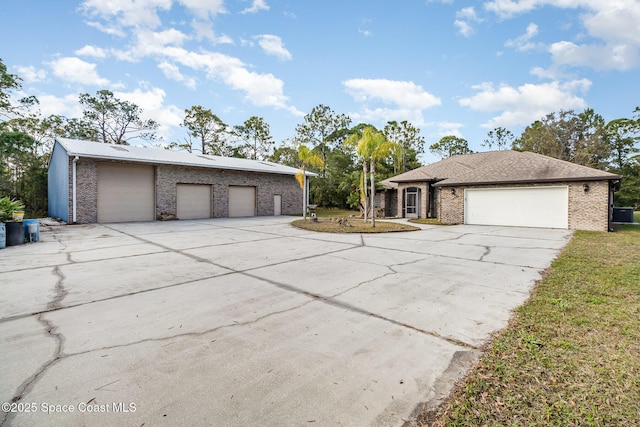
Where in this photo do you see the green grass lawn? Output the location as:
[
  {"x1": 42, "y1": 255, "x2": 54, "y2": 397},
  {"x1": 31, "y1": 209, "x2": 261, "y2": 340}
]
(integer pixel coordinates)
[
  {"x1": 418, "y1": 224, "x2": 640, "y2": 426},
  {"x1": 313, "y1": 207, "x2": 360, "y2": 218}
]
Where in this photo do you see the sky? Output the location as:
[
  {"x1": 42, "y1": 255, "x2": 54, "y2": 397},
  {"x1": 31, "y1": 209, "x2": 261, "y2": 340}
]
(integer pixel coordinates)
[{"x1": 1, "y1": 0, "x2": 639, "y2": 164}]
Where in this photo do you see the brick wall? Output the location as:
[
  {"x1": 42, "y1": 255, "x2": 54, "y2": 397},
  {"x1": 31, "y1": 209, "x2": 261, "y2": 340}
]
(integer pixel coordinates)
[
  {"x1": 567, "y1": 180, "x2": 609, "y2": 231},
  {"x1": 68, "y1": 158, "x2": 98, "y2": 223},
  {"x1": 437, "y1": 181, "x2": 611, "y2": 231},
  {"x1": 396, "y1": 182, "x2": 429, "y2": 218},
  {"x1": 71, "y1": 160, "x2": 303, "y2": 223},
  {"x1": 438, "y1": 186, "x2": 464, "y2": 224},
  {"x1": 156, "y1": 165, "x2": 302, "y2": 218}
]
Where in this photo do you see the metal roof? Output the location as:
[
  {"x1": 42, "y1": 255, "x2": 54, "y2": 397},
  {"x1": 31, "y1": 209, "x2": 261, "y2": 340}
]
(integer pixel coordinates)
[{"x1": 55, "y1": 138, "x2": 317, "y2": 177}]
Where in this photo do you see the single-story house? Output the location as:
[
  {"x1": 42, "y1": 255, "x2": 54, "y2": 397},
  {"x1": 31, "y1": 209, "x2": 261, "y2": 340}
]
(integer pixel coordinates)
[
  {"x1": 48, "y1": 138, "x2": 315, "y2": 223},
  {"x1": 379, "y1": 150, "x2": 622, "y2": 231}
]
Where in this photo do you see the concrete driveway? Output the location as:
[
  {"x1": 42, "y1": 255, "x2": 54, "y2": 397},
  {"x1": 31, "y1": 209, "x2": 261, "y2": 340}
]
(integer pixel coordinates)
[{"x1": 0, "y1": 217, "x2": 572, "y2": 426}]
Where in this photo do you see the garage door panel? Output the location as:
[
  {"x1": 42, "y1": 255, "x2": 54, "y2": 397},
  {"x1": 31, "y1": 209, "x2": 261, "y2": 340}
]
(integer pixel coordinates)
[
  {"x1": 177, "y1": 184, "x2": 211, "y2": 220},
  {"x1": 465, "y1": 187, "x2": 568, "y2": 229},
  {"x1": 97, "y1": 164, "x2": 154, "y2": 223},
  {"x1": 229, "y1": 186, "x2": 256, "y2": 217}
]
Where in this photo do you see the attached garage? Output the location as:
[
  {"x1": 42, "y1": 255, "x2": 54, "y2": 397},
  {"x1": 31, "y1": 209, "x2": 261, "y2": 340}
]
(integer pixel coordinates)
[
  {"x1": 97, "y1": 163, "x2": 154, "y2": 223},
  {"x1": 464, "y1": 186, "x2": 569, "y2": 229},
  {"x1": 385, "y1": 150, "x2": 621, "y2": 231},
  {"x1": 177, "y1": 184, "x2": 211, "y2": 220},
  {"x1": 228, "y1": 186, "x2": 256, "y2": 217}
]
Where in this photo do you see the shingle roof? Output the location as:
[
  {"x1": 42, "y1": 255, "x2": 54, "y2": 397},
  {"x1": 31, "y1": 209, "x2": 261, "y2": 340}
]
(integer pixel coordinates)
[
  {"x1": 55, "y1": 138, "x2": 317, "y2": 177},
  {"x1": 389, "y1": 150, "x2": 620, "y2": 187}
]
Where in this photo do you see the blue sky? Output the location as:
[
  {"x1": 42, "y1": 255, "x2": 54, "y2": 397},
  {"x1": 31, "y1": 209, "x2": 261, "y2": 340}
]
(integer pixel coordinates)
[{"x1": 1, "y1": 0, "x2": 639, "y2": 163}]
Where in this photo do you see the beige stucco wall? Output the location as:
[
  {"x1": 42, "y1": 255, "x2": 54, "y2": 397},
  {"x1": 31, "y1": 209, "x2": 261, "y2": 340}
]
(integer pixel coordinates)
[{"x1": 437, "y1": 181, "x2": 611, "y2": 232}]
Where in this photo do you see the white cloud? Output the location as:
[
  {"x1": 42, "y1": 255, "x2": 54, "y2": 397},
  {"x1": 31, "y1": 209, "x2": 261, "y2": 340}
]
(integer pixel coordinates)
[
  {"x1": 158, "y1": 62, "x2": 197, "y2": 89},
  {"x1": 505, "y1": 23, "x2": 540, "y2": 51},
  {"x1": 84, "y1": 20, "x2": 125, "y2": 37},
  {"x1": 457, "y1": 6, "x2": 480, "y2": 20},
  {"x1": 255, "y1": 35, "x2": 292, "y2": 60},
  {"x1": 455, "y1": 7, "x2": 481, "y2": 37},
  {"x1": 75, "y1": 45, "x2": 108, "y2": 58},
  {"x1": 454, "y1": 20, "x2": 474, "y2": 37},
  {"x1": 344, "y1": 79, "x2": 441, "y2": 110},
  {"x1": 35, "y1": 92, "x2": 85, "y2": 118},
  {"x1": 125, "y1": 28, "x2": 190, "y2": 59},
  {"x1": 49, "y1": 57, "x2": 111, "y2": 87},
  {"x1": 458, "y1": 79, "x2": 590, "y2": 128},
  {"x1": 358, "y1": 18, "x2": 373, "y2": 37},
  {"x1": 81, "y1": 0, "x2": 172, "y2": 30},
  {"x1": 15, "y1": 66, "x2": 47, "y2": 83},
  {"x1": 190, "y1": 20, "x2": 233, "y2": 44},
  {"x1": 550, "y1": 40, "x2": 640, "y2": 70},
  {"x1": 157, "y1": 47, "x2": 299, "y2": 113},
  {"x1": 114, "y1": 86, "x2": 183, "y2": 138},
  {"x1": 485, "y1": 0, "x2": 640, "y2": 71},
  {"x1": 344, "y1": 79, "x2": 441, "y2": 126},
  {"x1": 430, "y1": 121, "x2": 465, "y2": 138},
  {"x1": 178, "y1": 0, "x2": 226, "y2": 19},
  {"x1": 241, "y1": 0, "x2": 269, "y2": 14}
]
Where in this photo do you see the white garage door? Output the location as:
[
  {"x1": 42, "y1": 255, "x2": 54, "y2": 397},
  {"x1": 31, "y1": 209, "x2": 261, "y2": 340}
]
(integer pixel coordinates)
[
  {"x1": 97, "y1": 163, "x2": 154, "y2": 223},
  {"x1": 177, "y1": 184, "x2": 211, "y2": 219},
  {"x1": 229, "y1": 186, "x2": 256, "y2": 217},
  {"x1": 464, "y1": 186, "x2": 568, "y2": 229}
]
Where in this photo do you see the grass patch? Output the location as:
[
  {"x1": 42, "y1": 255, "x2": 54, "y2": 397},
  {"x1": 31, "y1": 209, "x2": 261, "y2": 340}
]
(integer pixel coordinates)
[
  {"x1": 314, "y1": 207, "x2": 360, "y2": 218},
  {"x1": 408, "y1": 218, "x2": 446, "y2": 225},
  {"x1": 418, "y1": 225, "x2": 640, "y2": 426},
  {"x1": 291, "y1": 218, "x2": 419, "y2": 233}
]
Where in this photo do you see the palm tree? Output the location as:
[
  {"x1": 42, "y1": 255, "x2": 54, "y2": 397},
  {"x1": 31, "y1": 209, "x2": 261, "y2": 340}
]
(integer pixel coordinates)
[
  {"x1": 295, "y1": 144, "x2": 324, "y2": 219},
  {"x1": 346, "y1": 126, "x2": 394, "y2": 227}
]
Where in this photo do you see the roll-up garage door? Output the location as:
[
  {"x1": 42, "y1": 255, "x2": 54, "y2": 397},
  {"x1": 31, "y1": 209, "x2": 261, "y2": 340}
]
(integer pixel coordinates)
[
  {"x1": 177, "y1": 184, "x2": 212, "y2": 219},
  {"x1": 464, "y1": 186, "x2": 568, "y2": 229},
  {"x1": 229, "y1": 186, "x2": 256, "y2": 217},
  {"x1": 97, "y1": 163, "x2": 155, "y2": 223}
]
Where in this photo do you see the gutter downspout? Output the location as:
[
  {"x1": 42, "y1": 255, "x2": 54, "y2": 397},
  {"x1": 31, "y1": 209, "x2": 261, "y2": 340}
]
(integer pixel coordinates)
[{"x1": 72, "y1": 156, "x2": 79, "y2": 223}]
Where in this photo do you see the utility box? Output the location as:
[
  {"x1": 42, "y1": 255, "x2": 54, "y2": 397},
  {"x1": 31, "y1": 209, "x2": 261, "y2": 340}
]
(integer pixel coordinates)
[{"x1": 613, "y1": 207, "x2": 634, "y2": 223}]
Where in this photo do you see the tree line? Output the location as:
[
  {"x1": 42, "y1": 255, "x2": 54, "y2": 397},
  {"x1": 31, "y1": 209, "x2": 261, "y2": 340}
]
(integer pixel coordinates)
[{"x1": 1, "y1": 57, "x2": 638, "y2": 217}]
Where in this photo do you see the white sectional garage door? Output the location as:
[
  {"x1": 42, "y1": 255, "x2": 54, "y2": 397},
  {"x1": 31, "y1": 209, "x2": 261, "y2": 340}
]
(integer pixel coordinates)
[
  {"x1": 97, "y1": 163, "x2": 154, "y2": 223},
  {"x1": 228, "y1": 186, "x2": 256, "y2": 217},
  {"x1": 464, "y1": 186, "x2": 568, "y2": 229},
  {"x1": 177, "y1": 184, "x2": 211, "y2": 219}
]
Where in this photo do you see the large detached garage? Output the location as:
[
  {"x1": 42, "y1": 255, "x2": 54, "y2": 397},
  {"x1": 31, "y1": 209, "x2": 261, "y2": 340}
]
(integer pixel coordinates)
[
  {"x1": 381, "y1": 150, "x2": 622, "y2": 232},
  {"x1": 48, "y1": 138, "x2": 313, "y2": 224}
]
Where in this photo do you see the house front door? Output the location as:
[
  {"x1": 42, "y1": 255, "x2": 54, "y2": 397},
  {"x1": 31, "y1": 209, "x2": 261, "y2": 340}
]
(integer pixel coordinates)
[{"x1": 405, "y1": 188, "x2": 420, "y2": 218}]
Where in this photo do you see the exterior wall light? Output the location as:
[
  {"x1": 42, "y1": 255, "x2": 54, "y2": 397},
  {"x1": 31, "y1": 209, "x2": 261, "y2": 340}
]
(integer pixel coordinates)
[
  {"x1": 451, "y1": 188, "x2": 456, "y2": 196},
  {"x1": 583, "y1": 183, "x2": 590, "y2": 192}
]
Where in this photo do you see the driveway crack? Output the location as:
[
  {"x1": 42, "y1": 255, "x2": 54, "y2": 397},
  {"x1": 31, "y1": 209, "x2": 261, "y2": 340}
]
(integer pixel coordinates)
[{"x1": 1, "y1": 315, "x2": 65, "y2": 427}]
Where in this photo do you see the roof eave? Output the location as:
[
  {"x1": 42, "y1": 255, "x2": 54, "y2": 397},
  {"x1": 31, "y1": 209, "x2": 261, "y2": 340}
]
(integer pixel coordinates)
[{"x1": 433, "y1": 175, "x2": 623, "y2": 187}]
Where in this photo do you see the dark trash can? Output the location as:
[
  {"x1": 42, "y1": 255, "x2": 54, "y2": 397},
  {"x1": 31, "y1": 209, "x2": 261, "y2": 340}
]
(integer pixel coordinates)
[{"x1": 5, "y1": 222, "x2": 25, "y2": 246}]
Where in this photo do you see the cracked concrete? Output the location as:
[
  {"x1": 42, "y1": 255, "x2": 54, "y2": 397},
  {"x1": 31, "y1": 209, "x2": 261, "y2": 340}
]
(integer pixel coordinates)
[{"x1": 0, "y1": 217, "x2": 572, "y2": 426}]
